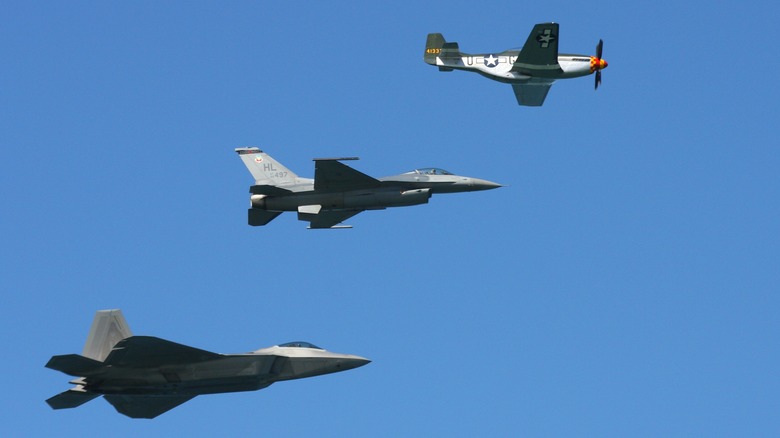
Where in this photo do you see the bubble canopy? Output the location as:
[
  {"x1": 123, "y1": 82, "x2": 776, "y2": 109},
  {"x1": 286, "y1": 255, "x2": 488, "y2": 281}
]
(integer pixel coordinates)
[
  {"x1": 404, "y1": 168, "x2": 454, "y2": 175},
  {"x1": 278, "y1": 341, "x2": 323, "y2": 349}
]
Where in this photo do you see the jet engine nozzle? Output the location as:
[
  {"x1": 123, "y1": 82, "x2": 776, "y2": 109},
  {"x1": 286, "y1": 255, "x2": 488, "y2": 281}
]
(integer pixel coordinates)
[{"x1": 250, "y1": 194, "x2": 267, "y2": 208}]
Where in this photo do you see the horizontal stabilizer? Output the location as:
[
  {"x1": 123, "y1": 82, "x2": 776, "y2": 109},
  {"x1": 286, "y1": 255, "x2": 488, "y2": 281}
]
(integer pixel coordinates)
[
  {"x1": 248, "y1": 209, "x2": 282, "y2": 226},
  {"x1": 46, "y1": 354, "x2": 104, "y2": 377},
  {"x1": 441, "y1": 41, "x2": 461, "y2": 58},
  {"x1": 46, "y1": 388, "x2": 101, "y2": 410},
  {"x1": 105, "y1": 394, "x2": 196, "y2": 419}
]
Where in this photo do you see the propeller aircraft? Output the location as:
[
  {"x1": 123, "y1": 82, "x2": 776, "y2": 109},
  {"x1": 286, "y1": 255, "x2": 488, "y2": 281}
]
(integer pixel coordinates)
[{"x1": 424, "y1": 22, "x2": 607, "y2": 106}]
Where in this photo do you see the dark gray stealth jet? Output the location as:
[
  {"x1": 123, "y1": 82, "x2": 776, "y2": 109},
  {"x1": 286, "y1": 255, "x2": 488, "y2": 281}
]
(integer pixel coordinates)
[
  {"x1": 236, "y1": 147, "x2": 502, "y2": 228},
  {"x1": 46, "y1": 310, "x2": 370, "y2": 419}
]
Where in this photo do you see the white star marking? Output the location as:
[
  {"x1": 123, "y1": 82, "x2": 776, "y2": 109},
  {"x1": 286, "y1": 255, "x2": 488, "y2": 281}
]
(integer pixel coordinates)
[{"x1": 484, "y1": 54, "x2": 498, "y2": 67}]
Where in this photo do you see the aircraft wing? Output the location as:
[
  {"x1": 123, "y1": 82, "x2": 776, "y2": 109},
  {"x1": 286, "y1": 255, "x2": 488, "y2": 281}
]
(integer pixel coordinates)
[
  {"x1": 298, "y1": 207, "x2": 365, "y2": 229},
  {"x1": 104, "y1": 336, "x2": 222, "y2": 368},
  {"x1": 104, "y1": 394, "x2": 196, "y2": 419},
  {"x1": 513, "y1": 22, "x2": 562, "y2": 75},
  {"x1": 314, "y1": 159, "x2": 381, "y2": 192},
  {"x1": 511, "y1": 82, "x2": 554, "y2": 106}
]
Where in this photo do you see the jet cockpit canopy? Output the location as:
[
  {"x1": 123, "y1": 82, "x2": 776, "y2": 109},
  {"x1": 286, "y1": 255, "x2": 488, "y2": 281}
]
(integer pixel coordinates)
[
  {"x1": 406, "y1": 168, "x2": 453, "y2": 176},
  {"x1": 278, "y1": 341, "x2": 323, "y2": 349}
]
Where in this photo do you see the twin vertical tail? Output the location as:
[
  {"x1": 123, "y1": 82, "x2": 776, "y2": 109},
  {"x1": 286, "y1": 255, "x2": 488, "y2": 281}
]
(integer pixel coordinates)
[
  {"x1": 45, "y1": 310, "x2": 133, "y2": 410},
  {"x1": 81, "y1": 309, "x2": 133, "y2": 361}
]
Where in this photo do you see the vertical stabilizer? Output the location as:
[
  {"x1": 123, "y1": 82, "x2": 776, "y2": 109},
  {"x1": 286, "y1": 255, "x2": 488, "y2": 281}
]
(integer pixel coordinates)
[
  {"x1": 82, "y1": 309, "x2": 132, "y2": 361},
  {"x1": 235, "y1": 147, "x2": 299, "y2": 186},
  {"x1": 424, "y1": 33, "x2": 446, "y2": 64},
  {"x1": 425, "y1": 33, "x2": 461, "y2": 65}
]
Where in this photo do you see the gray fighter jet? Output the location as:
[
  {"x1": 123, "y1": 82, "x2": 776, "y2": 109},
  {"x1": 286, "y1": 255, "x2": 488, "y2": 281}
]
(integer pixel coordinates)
[
  {"x1": 46, "y1": 310, "x2": 370, "y2": 419},
  {"x1": 236, "y1": 147, "x2": 502, "y2": 228}
]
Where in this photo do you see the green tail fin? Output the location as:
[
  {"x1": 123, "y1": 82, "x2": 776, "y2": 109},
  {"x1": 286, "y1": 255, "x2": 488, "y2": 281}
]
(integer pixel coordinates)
[{"x1": 424, "y1": 33, "x2": 446, "y2": 64}]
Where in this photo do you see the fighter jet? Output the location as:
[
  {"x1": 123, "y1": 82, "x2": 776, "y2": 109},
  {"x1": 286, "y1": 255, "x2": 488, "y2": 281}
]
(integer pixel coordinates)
[
  {"x1": 424, "y1": 22, "x2": 608, "y2": 106},
  {"x1": 236, "y1": 147, "x2": 502, "y2": 229},
  {"x1": 46, "y1": 310, "x2": 370, "y2": 419}
]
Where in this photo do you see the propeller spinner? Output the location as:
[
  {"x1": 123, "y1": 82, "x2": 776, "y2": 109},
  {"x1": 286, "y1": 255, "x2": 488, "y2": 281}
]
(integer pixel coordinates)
[{"x1": 592, "y1": 39, "x2": 608, "y2": 90}]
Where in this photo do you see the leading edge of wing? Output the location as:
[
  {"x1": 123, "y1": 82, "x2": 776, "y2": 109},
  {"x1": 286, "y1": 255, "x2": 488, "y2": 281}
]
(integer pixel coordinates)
[
  {"x1": 313, "y1": 159, "x2": 380, "y2": 192},
  {"x1": 104, "y1": 336, "x2": 222, "y2": 368}
]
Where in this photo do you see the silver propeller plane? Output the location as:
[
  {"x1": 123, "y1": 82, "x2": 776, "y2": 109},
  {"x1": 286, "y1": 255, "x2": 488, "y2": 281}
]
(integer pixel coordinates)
[
  {"x1": 236, "y1": 147, "x2": 502, "y2": 229},
  {"x1": 424, "y1": 22, "x2": 608, "y2": 106},
  {"x1": 46, "y1": 310, "x2": 370, "y2": 419}
]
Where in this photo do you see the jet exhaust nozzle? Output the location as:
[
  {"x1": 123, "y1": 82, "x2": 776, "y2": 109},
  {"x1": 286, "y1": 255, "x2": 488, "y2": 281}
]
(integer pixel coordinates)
[{"x1": 250, "y1": 194, "x2": 267, "y2": 208}]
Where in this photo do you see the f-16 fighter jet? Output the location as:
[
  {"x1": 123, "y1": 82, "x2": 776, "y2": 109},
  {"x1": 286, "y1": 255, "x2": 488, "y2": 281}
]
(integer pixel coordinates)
[
  {"x1": 236, "y1": 147, "x2": 502, "y2": 229},
  {"x1": 46, "y1": 310, "x2": 370, "y2": 419},
  {"x1": 424, "y1": 22, "x2": 607, "y2": 106}
]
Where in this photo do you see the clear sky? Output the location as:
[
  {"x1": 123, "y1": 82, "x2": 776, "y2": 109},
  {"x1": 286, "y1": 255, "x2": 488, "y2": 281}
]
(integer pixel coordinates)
[{"x1": 3, "y1": 1, "x2": 780, "y2": 436}]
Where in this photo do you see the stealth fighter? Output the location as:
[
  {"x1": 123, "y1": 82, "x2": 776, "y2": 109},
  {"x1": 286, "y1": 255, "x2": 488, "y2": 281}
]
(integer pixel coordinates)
[{"x1": 46, "y1": 310, "x2": 369, "y2": 419}]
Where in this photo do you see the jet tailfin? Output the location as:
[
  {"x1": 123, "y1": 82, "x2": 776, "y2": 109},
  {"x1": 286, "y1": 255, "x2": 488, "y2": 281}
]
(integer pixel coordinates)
[
  {"x1": 46, "y1": 388, "x2": 101, "y2": 410},
  {"x1": 236, "y1": 147, "x2": 299, "y2": 186},
  {"x1": 82, "y1": 309, "x2": 133, "y2": 361},
  {"x1": 425, "y1": 33, "x2": 460, "y2": 67}
]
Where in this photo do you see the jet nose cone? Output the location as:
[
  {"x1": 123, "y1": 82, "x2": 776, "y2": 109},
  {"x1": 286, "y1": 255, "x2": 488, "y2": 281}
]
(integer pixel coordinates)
[
  {"x1": 470, "y1": 178, "x2": 503, "y2": 191},
  {"x1": 337, "y1": 356, "x2": 371, "y2": 371}
]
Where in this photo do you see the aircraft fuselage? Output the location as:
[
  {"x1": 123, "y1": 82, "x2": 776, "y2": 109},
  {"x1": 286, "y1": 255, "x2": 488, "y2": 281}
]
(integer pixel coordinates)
[
  {"x1": 251, "y1": 175, "x2": 500, "y2": 212},
  {"x1": 82, "y1": 350, "x2": 368, "y2": 396},
  {"x1": 437, "y1": 52, "x2": 599, "y2": 83}
]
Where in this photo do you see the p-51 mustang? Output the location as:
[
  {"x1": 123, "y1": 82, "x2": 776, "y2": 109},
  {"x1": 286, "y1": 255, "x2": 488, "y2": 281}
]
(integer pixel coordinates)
[
  {"x1": 424, "y1": 22, "x2": 607, "y2": 106},
  {"x1": 236, "y1": 147, "x2": 502, "y2": 229}
]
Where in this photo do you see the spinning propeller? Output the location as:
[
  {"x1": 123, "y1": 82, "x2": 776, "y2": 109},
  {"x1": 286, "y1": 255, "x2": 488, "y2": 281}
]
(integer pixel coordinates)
[{"x1": 592, "y1": 39, "x2": 608, "y2": 90}]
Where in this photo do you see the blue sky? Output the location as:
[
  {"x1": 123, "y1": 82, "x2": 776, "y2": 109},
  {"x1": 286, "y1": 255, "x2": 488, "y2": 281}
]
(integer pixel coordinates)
[{"x1": 2, "y1": 1, "x2": 779, "y2": 436}]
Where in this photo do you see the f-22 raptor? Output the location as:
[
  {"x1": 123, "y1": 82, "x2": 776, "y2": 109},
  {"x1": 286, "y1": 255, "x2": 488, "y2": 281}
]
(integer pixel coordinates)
[
  {"x1": 236, "y1": 147, "x2": 502, "y2": 229},
  {"x1": 46, "y1": 310, "x2": 369, "y2": 419},
  {"x1": 424, "y1": 22, "x2": 608, "y2": 106}
]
